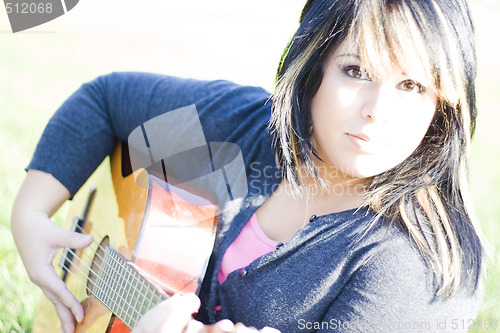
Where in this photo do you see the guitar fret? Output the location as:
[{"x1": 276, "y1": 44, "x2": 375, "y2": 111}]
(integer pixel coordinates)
[
  {"x1": 97, "y1": 252, "x2": 116, "y2": 315},
  {"x1": 127, "y1": 261, "x2": 139, "y2": 326},
  {"x1": 102, "y1": 257, "x2": 112, "y2": 307},
  {"x1": 131, "y1": 280, "x2": 142, "y2": 325},
  {"x1": 116, "y1": 257, "x2": 127, "y2": 322},
  {"x1": 108, "y1": 255, "x2": 121, "y2": 319},
  {"x1": 123, "y1": 259, "x2": 133, "y2": 326},
  {"x1": 99, "y1": 249, "x2": 125, "y2": 323},
  {"x1": 108, "y1": 256, "x2": 117, "y2": 314},
  {"x1": 131, "y1": 276, "x2": 141, "y2": 323},
  {"x1": 112, "y1": 250, "x2": 129, "y2": 326},
  {"x1": 155, "y1": 289, "x2": 162, "y2": 304},
  {"x1": 122, "y1": 257, "x2": 133, "y2": 325},
  {"x1": 146, "y1": 285, "x2": 154, "y2": 314},
  {"x1": 94, "y1": 262, "x2": 106, "y2": 306},
  {"x1": 138, "y1": 282, "x2": 148, "y2": 317},
  {"x1": 128, "y1": 266, "x2": 137, "y2": 324},
  {"x1": 89, "y1": 246, "x2": 167, "y2": 329}
]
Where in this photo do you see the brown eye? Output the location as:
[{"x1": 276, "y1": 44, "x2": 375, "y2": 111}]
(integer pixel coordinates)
[
  {"x1": 344, "y1": 65, "x2": 371, "y2": 81},
  {"x1": 399, "y1": 80, "x2": 425, "y2": 93},
  {"x1": 351, "y1": 68, "x2": 363, "y2": 78}
]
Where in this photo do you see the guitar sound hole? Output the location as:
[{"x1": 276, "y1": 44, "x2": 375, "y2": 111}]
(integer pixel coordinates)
[{"x1": 87, "y1": 236, "x2": 109, "y2": 296}]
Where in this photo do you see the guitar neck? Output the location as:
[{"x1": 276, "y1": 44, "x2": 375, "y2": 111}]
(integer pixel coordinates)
[{"x1": 88, "y1": 246, "x2": 166, "y2": 329}]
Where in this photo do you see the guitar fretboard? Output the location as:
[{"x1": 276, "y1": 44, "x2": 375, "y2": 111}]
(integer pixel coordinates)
[{"x1": 89, "y1": 246, "x2": 166, "y2": 329}]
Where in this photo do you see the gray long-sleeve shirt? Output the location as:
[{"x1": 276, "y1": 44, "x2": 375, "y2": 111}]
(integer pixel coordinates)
[{"x1": 27, "y1": 72, "x2": 482, "y2": 332}]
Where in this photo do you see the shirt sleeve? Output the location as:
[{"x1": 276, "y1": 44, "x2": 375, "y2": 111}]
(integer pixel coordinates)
[
  {"x1": 315, "y1": 238, "x2": 483, "y2": 333},
  {"x1": 27, "y1": 71, "x2": 272, "y2": 197}
]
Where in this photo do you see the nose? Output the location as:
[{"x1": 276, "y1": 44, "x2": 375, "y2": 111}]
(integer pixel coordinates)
[{"x1": 360, "y1": 83, "x2": 395, "y2": 122}]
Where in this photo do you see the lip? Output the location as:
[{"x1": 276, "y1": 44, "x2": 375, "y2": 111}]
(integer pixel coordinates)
[
  {"x1": 346, "y1": 133, "x2": 374, "y2": 152},
  {"x1": 347, "y1": 133, "x2": 370, "y2": 142}
]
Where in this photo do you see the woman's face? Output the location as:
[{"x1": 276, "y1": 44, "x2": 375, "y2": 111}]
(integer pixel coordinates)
[{"x1": 310, "y1": 40, "x2": 438, "y2": 180}]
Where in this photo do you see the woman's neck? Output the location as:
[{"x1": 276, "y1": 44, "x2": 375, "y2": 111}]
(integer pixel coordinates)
[{"x1": 292, "y1": 164, "x2": 368, "y2": 215}]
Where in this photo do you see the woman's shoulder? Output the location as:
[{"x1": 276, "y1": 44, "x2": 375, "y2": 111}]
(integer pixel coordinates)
[
  {"x1": 244, "y1": 209, "x2": 483, "y2": 332},
  {"x1": 343, "y1": 215, "x2": 484, "y2": 329},
  {"x1": 96, "y1": 71, "x2": 272, "y2": 105}
]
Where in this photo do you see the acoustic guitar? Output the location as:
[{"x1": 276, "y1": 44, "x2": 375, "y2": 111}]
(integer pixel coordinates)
[{"x1": 33, "y1": 142, "x2": 218, "y2": 332}]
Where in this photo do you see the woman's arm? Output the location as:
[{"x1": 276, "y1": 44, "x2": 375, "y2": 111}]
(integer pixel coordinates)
[
  {"x1": 11, "y1": 169, "x2": 93, "y2": 333},
  {"x1": 313, "y1": 239, "x2": 482, "y2": 333},
  {"x1": 13, "y1": 72, "x2": 271, "y2": 332},
  {"x1": 27, "y1": 72, "x2": 271, "y2": 198},
  {"x1": 132, "y1": 293, "x2": 280, "y2": 333},
  {"x1": 12, "y1": 73, "x2": 192, "y2": 332},
  {"x1": 27, "y1": 72, "x2": 215, "y2": 198}
]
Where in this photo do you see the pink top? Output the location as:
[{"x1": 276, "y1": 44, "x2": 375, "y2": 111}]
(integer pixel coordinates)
[{"x1": 218, "y1": 213, "x2": 279, "y2": 284}]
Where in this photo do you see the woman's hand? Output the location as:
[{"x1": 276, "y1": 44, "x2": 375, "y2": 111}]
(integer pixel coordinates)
[
  {"x1": 132, "y1": 293, "x2": 201, "y2": 333},
  {"x1": 132, "y1": 293, "x2": 281, "y2": 333},
  {"x1": 11, "y1": 170, "x2": 93, "y2": 333}
]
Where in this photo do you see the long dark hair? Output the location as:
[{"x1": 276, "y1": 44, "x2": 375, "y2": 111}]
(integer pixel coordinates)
[{"x1": 270, "y1": 0, "x2": 488, "y2": 297}]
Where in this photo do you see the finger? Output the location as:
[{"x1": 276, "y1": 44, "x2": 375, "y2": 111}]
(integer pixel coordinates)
[
  {"x1": 181, "y1": 293, "x2": 202, "y2": 314},
  {"x1": 259, "y1": 327, "x2": 281, "y2": 333},
  {"x1": 39, "y1": 265, "x2": 85, "y2": 323},
  {"x1": 53, "y1": 227, "x2": 94, "y2": 250},
  {"x1": 159, "y1": 293, "x2": 201, "y2": 332},
  {"x1": 201, "y1": 322, "x2": 280, "y2": 333},
  {"x1": 183, "y1": 319, "x2": 204, "y2": 333},
  {"x1": 231, "y1": 323, "x2": 263, "y2": 333},
  {"x1": 53, "y1": 301, "x2": 76, "y2": 333},
  {"x1": 203, "y1": 320, "x2": 235, "y2": 333},
  {"x1": 134, "y1": 293, "x2": 201, "y2": 333}
]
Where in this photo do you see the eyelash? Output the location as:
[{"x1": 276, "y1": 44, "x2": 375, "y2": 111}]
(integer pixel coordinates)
[
  {"x1": 397, "y1": 80, "x2": 426, "y2": 94},
  {"x1": 341, "y1": 65, "x2": 426, "y2": 94},
  {"x1": 342, "y1": 65, "x2": 371, "y2": 81}
]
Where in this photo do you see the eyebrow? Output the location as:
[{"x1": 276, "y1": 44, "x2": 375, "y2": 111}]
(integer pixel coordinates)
[{"x1": 336, "y1": 53, "x2": 361, "y2": 59}]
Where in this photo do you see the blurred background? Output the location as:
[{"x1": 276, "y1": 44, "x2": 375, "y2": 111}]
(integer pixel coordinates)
[{"x1": 0, "y1": 0, "x2": 499, "y2": 332}]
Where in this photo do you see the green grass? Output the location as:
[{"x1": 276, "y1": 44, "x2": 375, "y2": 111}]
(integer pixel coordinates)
[
  {"x1": 0, "y1": 47, "x2": 68, "y2": 332},
  {"x1": 0, "y1": 1, "x2": 499, "y2": 332},
  {"x1": 0, "y1": 2, "x2": 301, "y2": 331},
  {"x1": 468, "y1": 133, "x2": 500, "y2": 332}
]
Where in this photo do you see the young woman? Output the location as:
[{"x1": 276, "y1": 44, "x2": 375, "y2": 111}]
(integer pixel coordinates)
[{"x1": 11, "y1": 0, "x2": 488, "y2": 332}]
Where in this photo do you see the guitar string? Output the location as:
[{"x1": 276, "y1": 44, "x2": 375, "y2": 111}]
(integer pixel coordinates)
[
  {"x1": 60, "y1": 252, "x2": 145, "y2": 325},
  {"x1": 64, "y1": 246, "x2": 165, "y2": 326},
  {"x1": 72, "y1": 222, "x2": 179, "y2": 300},
  {"x1": 66, "y1": 238, "x2": 163, "y2": 316},
  {"x1": 70, "y1": 237, "x2": 149, "y2": 306},
  {"x1": 63, "y1": 235, "x2": 163, "y2": 323},
  {"x1": 70, "y1": 184, "x2": 215, "y2": 301},
  {"x1": 66, "y1": 246, "x2": 147, "y2": 315},
  {"x1": 61, "y1": 257, "x2": 135, "y2": 319},
  {"x1": 76, "y1": 239, "x2": 179, "y2": 298},
  {"x1": 72, "y1": 223, "x2": 159, "y2": 304},
  {"x1": 62, "y1": 263, "x2": 147, "y2": 329},
  {"x1": 59, "y1": 178, "x2": 210, "y2": 325}
]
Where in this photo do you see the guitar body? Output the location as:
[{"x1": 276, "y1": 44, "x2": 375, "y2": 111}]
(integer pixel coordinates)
[{"x1": 33, "y1": 143, "x2": 217, "y2": 333}]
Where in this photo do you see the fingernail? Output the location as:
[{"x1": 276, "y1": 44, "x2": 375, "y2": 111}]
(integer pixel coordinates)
[
  {"x1": 217, "y1": 319, "x2": 234, "y2": 331},
  {"x1": 185, "y1": 293, "x2": 196, "y2": 299},
  {"x1": 186, "y1": 320, "x2": 204, "y2": 332},
  {"x1": 185, "y1": 293, "x2": 200, "y2": 304}
]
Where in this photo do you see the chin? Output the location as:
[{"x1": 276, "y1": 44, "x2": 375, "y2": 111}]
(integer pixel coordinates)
[{"x1": 341, "y1": 163, "x2": 394, "y2": 179}]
